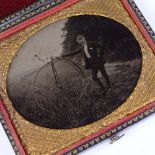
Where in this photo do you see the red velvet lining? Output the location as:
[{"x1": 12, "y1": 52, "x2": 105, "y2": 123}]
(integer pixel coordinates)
[
  {"x1": 0, "y1": 0, "x2": 80, "y2": 40},
  {"x1": 0, "y1": 0, "x2": 36, "y2": 18}
]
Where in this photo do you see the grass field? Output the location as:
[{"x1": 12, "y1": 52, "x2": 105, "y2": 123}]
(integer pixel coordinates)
[{"x1": 7, "y1": 59, "x2": 141, "y2": 129}]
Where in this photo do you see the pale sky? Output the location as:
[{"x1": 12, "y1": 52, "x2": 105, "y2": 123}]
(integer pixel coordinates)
[{"x1": 7, "y1": 18, "x2": 67, "y2": 83}]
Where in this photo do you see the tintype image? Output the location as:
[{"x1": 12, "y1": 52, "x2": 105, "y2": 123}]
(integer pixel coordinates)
[{"x1": 6, "y1": 15, "x2": 142, "y2": 129}]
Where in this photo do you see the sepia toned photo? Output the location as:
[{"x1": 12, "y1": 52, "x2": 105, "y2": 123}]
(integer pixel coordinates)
[{"x1": 6, "y1": 15, "x2": 142, "y2": 129}]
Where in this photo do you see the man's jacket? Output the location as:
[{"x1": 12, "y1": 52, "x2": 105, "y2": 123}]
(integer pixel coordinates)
[{"x1": 61, "y1": 41, "x2": 105, "y2": 69}]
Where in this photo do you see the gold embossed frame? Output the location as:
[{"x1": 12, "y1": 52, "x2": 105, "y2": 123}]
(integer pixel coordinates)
[{"x1": 0, "y1": 0, "x2": 155, "y2": 155}]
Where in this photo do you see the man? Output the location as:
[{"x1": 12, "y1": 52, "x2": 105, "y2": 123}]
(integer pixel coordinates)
[{"x1": 61, "y1": 35, "x2": 110, "y2": 91}]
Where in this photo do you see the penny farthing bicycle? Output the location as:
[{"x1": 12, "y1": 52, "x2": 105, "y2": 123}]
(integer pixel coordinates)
[{"x1": 33, "y1": 55, "x2": 86, "y2": 111}]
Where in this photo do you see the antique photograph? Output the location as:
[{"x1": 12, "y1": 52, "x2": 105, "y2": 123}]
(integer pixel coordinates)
[{"x1": 6, "y1": 15, "x2": 142, "y2": 129}]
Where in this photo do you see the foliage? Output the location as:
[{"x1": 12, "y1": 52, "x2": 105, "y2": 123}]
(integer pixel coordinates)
[{"x1": 62, "y1": 15, "x2": 142, "y2": 62}]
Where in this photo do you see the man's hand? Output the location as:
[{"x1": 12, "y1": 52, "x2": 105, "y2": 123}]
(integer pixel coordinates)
[{"x1": 81, "y1": 59, "x2": 85, "y2": 66}]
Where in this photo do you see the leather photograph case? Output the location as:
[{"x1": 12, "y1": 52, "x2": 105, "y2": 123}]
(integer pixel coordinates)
[{"x1": 0, "y1": 0, "x2": 155, "y2": 154}]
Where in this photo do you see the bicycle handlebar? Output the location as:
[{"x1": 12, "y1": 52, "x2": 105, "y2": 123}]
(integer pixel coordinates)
[{"x1": 34, "y1": 54, "x2": 63, "y2": 62}]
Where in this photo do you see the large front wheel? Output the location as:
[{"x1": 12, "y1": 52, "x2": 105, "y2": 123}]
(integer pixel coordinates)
[{"x1": 33, "y1": 59, "x2": 85, "y2": 111}]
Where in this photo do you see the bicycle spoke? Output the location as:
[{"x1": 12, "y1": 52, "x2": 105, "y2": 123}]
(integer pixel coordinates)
[{"x1": 33, "y1": 58, "x2": 85, "y2": 113}]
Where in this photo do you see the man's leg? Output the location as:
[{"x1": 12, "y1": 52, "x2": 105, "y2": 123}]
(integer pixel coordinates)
[
  {"x1": 92, "y1": 68, "x2": 105, "y2": 90},
  {"x1": 100, "y1": 66, "x2": 111, "y2": 88}
]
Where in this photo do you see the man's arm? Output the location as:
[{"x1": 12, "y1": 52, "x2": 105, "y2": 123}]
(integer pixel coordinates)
[
  {"x1": 61, "y1": 47, "x2": 81, "y2": 58},
  {"x1": 84, "y1": 43, "x2": 91, "y2": 58}
]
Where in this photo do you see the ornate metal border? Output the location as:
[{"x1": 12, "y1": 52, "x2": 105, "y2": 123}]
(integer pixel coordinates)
[
  {"x1": 64, "y1": 105, "x2": 155, "y2": 155},
  {"x1": 0, "y1": 112, "x2": 20, "y2": 155},
  {"x1": 0, "y1": 0, "x2": 66, "y2": 32},
  {"x1": 127, "y1": 0, "x2": 155, "y2": 43},
  {"x1": 0, "y1": 0, "x2": 155, "y2": 45},
  {"x1": 0, "y1": 0, "x2": 155, "y2": 154},
  {"x1": 57, "y1": 1, "x2": 155, "y2": 153}
]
